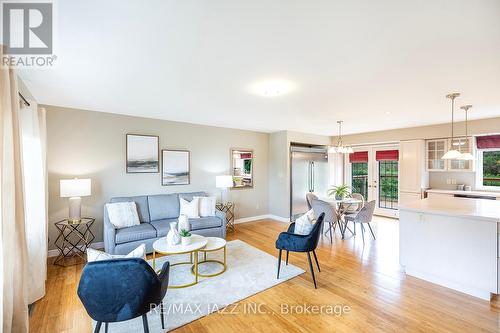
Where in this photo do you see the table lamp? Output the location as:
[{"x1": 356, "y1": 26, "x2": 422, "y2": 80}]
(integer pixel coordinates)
[
  {"x1": 216, "y1": 175, "x2": 233, "y2": 203},
  {"x1": 60, "y1": 178, "x2": 91, "y2": 222}
]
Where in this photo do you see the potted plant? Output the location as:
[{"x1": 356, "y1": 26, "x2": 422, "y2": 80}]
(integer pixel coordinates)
[
  {"x1": 327, "y1": 184, "x2": 351, "y2": 200},
  {"x1": 179, "y1": 229, "x2": 192, "y2": 246}
]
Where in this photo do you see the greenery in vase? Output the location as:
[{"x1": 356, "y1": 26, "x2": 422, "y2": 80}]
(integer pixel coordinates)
[
  {"x1": 327, "y1": 184, "x2": 351, "y2": 199},
  {"x1": 179, "y1": 229, "x2": 191, "y2": 237}
]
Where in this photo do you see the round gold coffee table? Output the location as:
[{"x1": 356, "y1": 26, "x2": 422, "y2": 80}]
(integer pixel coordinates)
[
  {"x1": 152, "y1": 235, "x2": 207, "y2": 289},
  {"x1": 191, "y1": 237, "x2": 227, "y2": 278}
]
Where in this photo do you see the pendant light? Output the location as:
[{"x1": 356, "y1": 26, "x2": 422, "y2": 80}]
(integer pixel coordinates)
[
  {"x1": 442, "y1": 92, "x2": 462, "y2": 159},
  {"x1": 459, "y1": 105, "x2": 474, "y2": 160},
  {"x1": 329, "y1": 121, "x2": 353, "y2": 154}
]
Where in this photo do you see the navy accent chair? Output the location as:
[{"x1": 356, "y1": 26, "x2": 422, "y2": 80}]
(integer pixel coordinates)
[
  {"x1": 275, "y1": 213, "x2": 325, "y2": 289},
  {"x1": 77, "y1": 258, "x2": 170, "y2": 333}
]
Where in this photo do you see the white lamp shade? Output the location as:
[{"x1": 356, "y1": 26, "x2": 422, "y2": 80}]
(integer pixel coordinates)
[
  {"x1": 216, "y1": 175, "x2": 233, "y2": 188},
  {"x1": 441, "y1": 150, "x2": 462, "y2": 160},
  {"x1": 60, "y1": 178, "x2": 91, "y2": 197},
  {"x1": 459, "y1": 152, "x2": 474, "y2": 161}
]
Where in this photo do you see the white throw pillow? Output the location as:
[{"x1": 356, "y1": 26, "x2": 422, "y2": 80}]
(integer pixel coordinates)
[
  {"x1": 294, "y1": 209, "x2": 316, "y2": 235},
  {"x1": 179, "y1": 197, "x2": 200, "y2": 218},
  {"x1": 106, "y1": 202, "x2": 141, "y2": 229},
  {"x1": 87, "y1": 244, "x2": 146, "y2": 262},
  {"x1": 195, "y1": 196, "x2": 216, "y2": 217}
]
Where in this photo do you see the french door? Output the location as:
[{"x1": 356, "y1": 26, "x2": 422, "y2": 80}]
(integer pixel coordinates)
[{"x1": 345, "y1": 145, "x2": 399, "y2": 218}]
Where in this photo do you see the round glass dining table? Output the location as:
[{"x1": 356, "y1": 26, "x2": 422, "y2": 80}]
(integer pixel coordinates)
[{"x1": 319, "y1": 197, "x2": 363, "y2": 239}]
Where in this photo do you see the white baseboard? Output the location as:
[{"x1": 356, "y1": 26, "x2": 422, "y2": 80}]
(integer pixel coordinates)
[
  {"x1": 235, "y1": 214, "x2": 290, "y2": 224},
  {"x1": 48, "y1": 216, "x2": 290, "y2": 256},
  {"x1": 48, "y1": 241, "x2": 105, "y2": 258}
]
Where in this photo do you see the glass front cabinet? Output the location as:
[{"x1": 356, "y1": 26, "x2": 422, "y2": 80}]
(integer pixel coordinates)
[
  {"x1": 426, "y1": 139, "x2": 446, "y2": 171},
  {"x1": 426, "y1": 138, "x2": 474, "y2": 172}
]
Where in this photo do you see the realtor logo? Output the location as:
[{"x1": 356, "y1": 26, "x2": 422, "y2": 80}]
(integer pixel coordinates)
[
  {"x1": 2, "y1": 2, "x2": 53, "y2": 54},
  {"x1": 1, "y1": 1, "x2": 56, "y2": 67}
]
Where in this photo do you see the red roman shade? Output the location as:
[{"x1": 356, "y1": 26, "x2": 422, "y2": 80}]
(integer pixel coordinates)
[
  {"x1": 349, "y1": 151, "x2": 368, "y2": 163},
  {"x1": 376, "y1": 150, "x2": 399, "y2": 161},
  {"x1": 476, "y1": 135, "x2": 500, "y2": 149}
]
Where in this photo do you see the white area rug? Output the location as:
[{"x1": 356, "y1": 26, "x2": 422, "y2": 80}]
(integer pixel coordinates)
[{"x1": 92, "y1": 240, "x2": 304, "y2": 332}]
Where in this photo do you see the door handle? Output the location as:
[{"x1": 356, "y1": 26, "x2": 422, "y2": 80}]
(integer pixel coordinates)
[
  {"x1": 311, "y1": 162, "x2": 315, "y2": 192},
  {"x1": 307, "y1": 162, "x2": 310, "y2": 192}
]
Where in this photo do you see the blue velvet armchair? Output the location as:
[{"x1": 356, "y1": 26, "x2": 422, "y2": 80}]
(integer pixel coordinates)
[
  {"x1": 77, "y1": 258, "x2": 170, "y2": 333},
  {"x1": 275, "y1": 213, "x2": 325, "y2": 288}
]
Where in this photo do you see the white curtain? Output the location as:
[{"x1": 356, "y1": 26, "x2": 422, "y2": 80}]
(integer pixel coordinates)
[
  {"x1": 19, "y1": 105, "x2": 48, "y2": 304},
  {"x1": 1, "y1": 56, "x2": 29, "y2": 332},
  {"x1": 1, "y1": 48, "x2": 48, "y2": 332}
]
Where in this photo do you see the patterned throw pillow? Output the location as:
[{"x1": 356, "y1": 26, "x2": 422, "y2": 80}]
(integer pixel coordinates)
[
  {"x1": 294, "y1": 209, "x2": 316, "y2": 235},
  {"x1": 87, "y1": 244, "x2": 146, "y2": 262},
  {"x1": 105, "y1": 202, "x2": 140, "y2": 229}
]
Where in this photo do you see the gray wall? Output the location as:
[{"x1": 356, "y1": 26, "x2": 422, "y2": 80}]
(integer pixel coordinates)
[
  {"x1": 46, "y1": 106, "x2": 269, "y2": 249},
  {"x1": 268, "y1": 130, "x2": 331, "y2": 219}
]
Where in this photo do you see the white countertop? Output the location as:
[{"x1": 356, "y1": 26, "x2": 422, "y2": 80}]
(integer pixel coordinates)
[
  {"x1": 426, "y1": 188, "x2": 500, "y2": 198},
  {"x1": 399, "y1": 197, "x2": 500, "y2": 222}
]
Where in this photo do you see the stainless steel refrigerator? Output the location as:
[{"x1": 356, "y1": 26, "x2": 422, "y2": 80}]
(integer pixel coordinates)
[{"x1": 290, "y1": 145, "x2": 329, "y2": 218}]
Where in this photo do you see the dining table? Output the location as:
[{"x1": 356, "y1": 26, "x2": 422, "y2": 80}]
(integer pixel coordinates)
[{"x1": 319, "y1": 196, "x2": 363, "y2": 239}]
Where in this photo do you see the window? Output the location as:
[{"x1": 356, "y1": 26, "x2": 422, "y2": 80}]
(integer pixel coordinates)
[
  {"x1": 351, "y1": 162, "x2": 368, "y2": 200},
  {"x1": 378, "y1": 161, "x2": 398, "y2": 210},
  {"x1": 478, "y1": 150, "x2": 500, "y2": 188}
]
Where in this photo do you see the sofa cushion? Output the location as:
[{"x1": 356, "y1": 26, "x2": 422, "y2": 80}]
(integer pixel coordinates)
[
  {"x1": 115, "y1": 223, "x2": 157, "y2": 244},
  {"x1": 189, "y1": 216, "x2": 222, "y2": 231},
  {"x1": 110, "y1": 196, "x2": 150, "y2": 223},
  {"x1": 179, "y1": 192, "x2": 206, "y2": 201},
  {"x1": 148, "y1": 194, "x2": 179, "y2": 220},
  {"x1": 150, "y1": 218, "x2": 177, "y2": 237}
]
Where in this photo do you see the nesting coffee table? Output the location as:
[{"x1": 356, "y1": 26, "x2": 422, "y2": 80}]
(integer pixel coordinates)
[
  {"x1": 152, "y1": 235, "x2": 227, "y2": 288},
  {"x1": 192, "y1": 237, "x2": 227, "y2": 277}
]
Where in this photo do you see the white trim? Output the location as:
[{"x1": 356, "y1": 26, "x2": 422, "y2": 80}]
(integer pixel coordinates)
[
  {"x1": 475, "y1": 149, "x2": 500, "y2": 191},
  {"x1": 48, "y1": 216, "x2": 292, "y2": 256},
  {"x1": 235, "y1": 214, "x2": 290, "y2": 224},
  {"x1": 48, "y1": 241, "x2": 105, "y2": 258},
  {"x1": 404, "y1": 267, "x2": 492, "y2": 301}
]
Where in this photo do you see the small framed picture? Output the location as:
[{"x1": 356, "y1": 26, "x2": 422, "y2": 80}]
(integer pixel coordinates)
[
  {"x1": 126, "y1": 134, "x2": 159, "y2": 173},
  {"x1": 162, "y1": 150, "x2": 190, "y2": 185}
]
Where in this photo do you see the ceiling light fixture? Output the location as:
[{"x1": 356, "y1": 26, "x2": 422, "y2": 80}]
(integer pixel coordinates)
[
  {"x1": 459, "y1": 105, "x2": 474, "y2": 161},
  {"x1": 251, "y1": 80, "x2": 295, "y2": 97},
  {"x1": 329, "y1": 120, "x2": 353, "y2": 154},
  {"x1": 442, "y1": 92, "x2": 462, "y2": 160}
]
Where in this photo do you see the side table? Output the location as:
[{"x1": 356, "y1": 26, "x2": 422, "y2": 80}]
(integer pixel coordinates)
[
  {"x1": 54, "y1": 217, "x2": 95, "y2": 266},
  {"x1": 216, "y1": 202, "x2": 235, "y2": 232}
]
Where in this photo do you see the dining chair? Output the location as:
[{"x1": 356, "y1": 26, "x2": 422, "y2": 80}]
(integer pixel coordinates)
[
  {"x1": 344, "y1": 193, "x2": 365, "y2": 216},
  {"x1": 345, "y1": 200, "x2": 376, "y2": 242},
  {"x1": 275, "y1": 213, "x2": 325, "y2": 288},
  {"x1": 305, "y1": 192, "x2": 318, "y2": 210},
  {"x1": 78, "y1": 258, "x2": 170, "y2": 333},
  {"x1": 310, "y1": 198, "x2": 336, "y2": 243}
]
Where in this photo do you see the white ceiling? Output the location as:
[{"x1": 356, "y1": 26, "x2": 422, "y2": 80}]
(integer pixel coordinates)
[{"x1": 19, "y1": 0, "x2": 500, "y2": 135}]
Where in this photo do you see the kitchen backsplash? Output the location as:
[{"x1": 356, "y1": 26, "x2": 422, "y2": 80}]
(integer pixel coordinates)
[{"x1": 429, "y1": 171, "x2": 476, "y2": 190}]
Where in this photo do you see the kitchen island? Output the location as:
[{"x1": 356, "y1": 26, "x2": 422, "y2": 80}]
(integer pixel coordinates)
[{"x1": 399, "y1": 197, "x2": 500, "y2": 300}]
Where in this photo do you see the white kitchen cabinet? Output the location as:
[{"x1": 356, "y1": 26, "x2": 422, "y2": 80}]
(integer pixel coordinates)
[
  {"x1": 425, "y1": 137, "x2": 474, "y2": 172},
  {"x1": 448, "y1": 137, "x2": 474, "y2": 172},
  {"x1": 400, "y1": 140, "x2": 428, "y2": 193},
  {"x1": 426, "y1": 139, "x2": 446, "y2": 171},
  {"x1": 399, "y1": 207, "x2": 499, "y2": 299}
]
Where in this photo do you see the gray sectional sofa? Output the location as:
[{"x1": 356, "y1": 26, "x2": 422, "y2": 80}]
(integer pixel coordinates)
[{"x1": 104, "y1": 192, "x2": 226, "y2": 255}]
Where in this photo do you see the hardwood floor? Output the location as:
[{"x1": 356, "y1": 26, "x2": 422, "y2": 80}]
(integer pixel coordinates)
[{"x1": 30, "y1": 217, "x2": 499, "y2": 333}]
